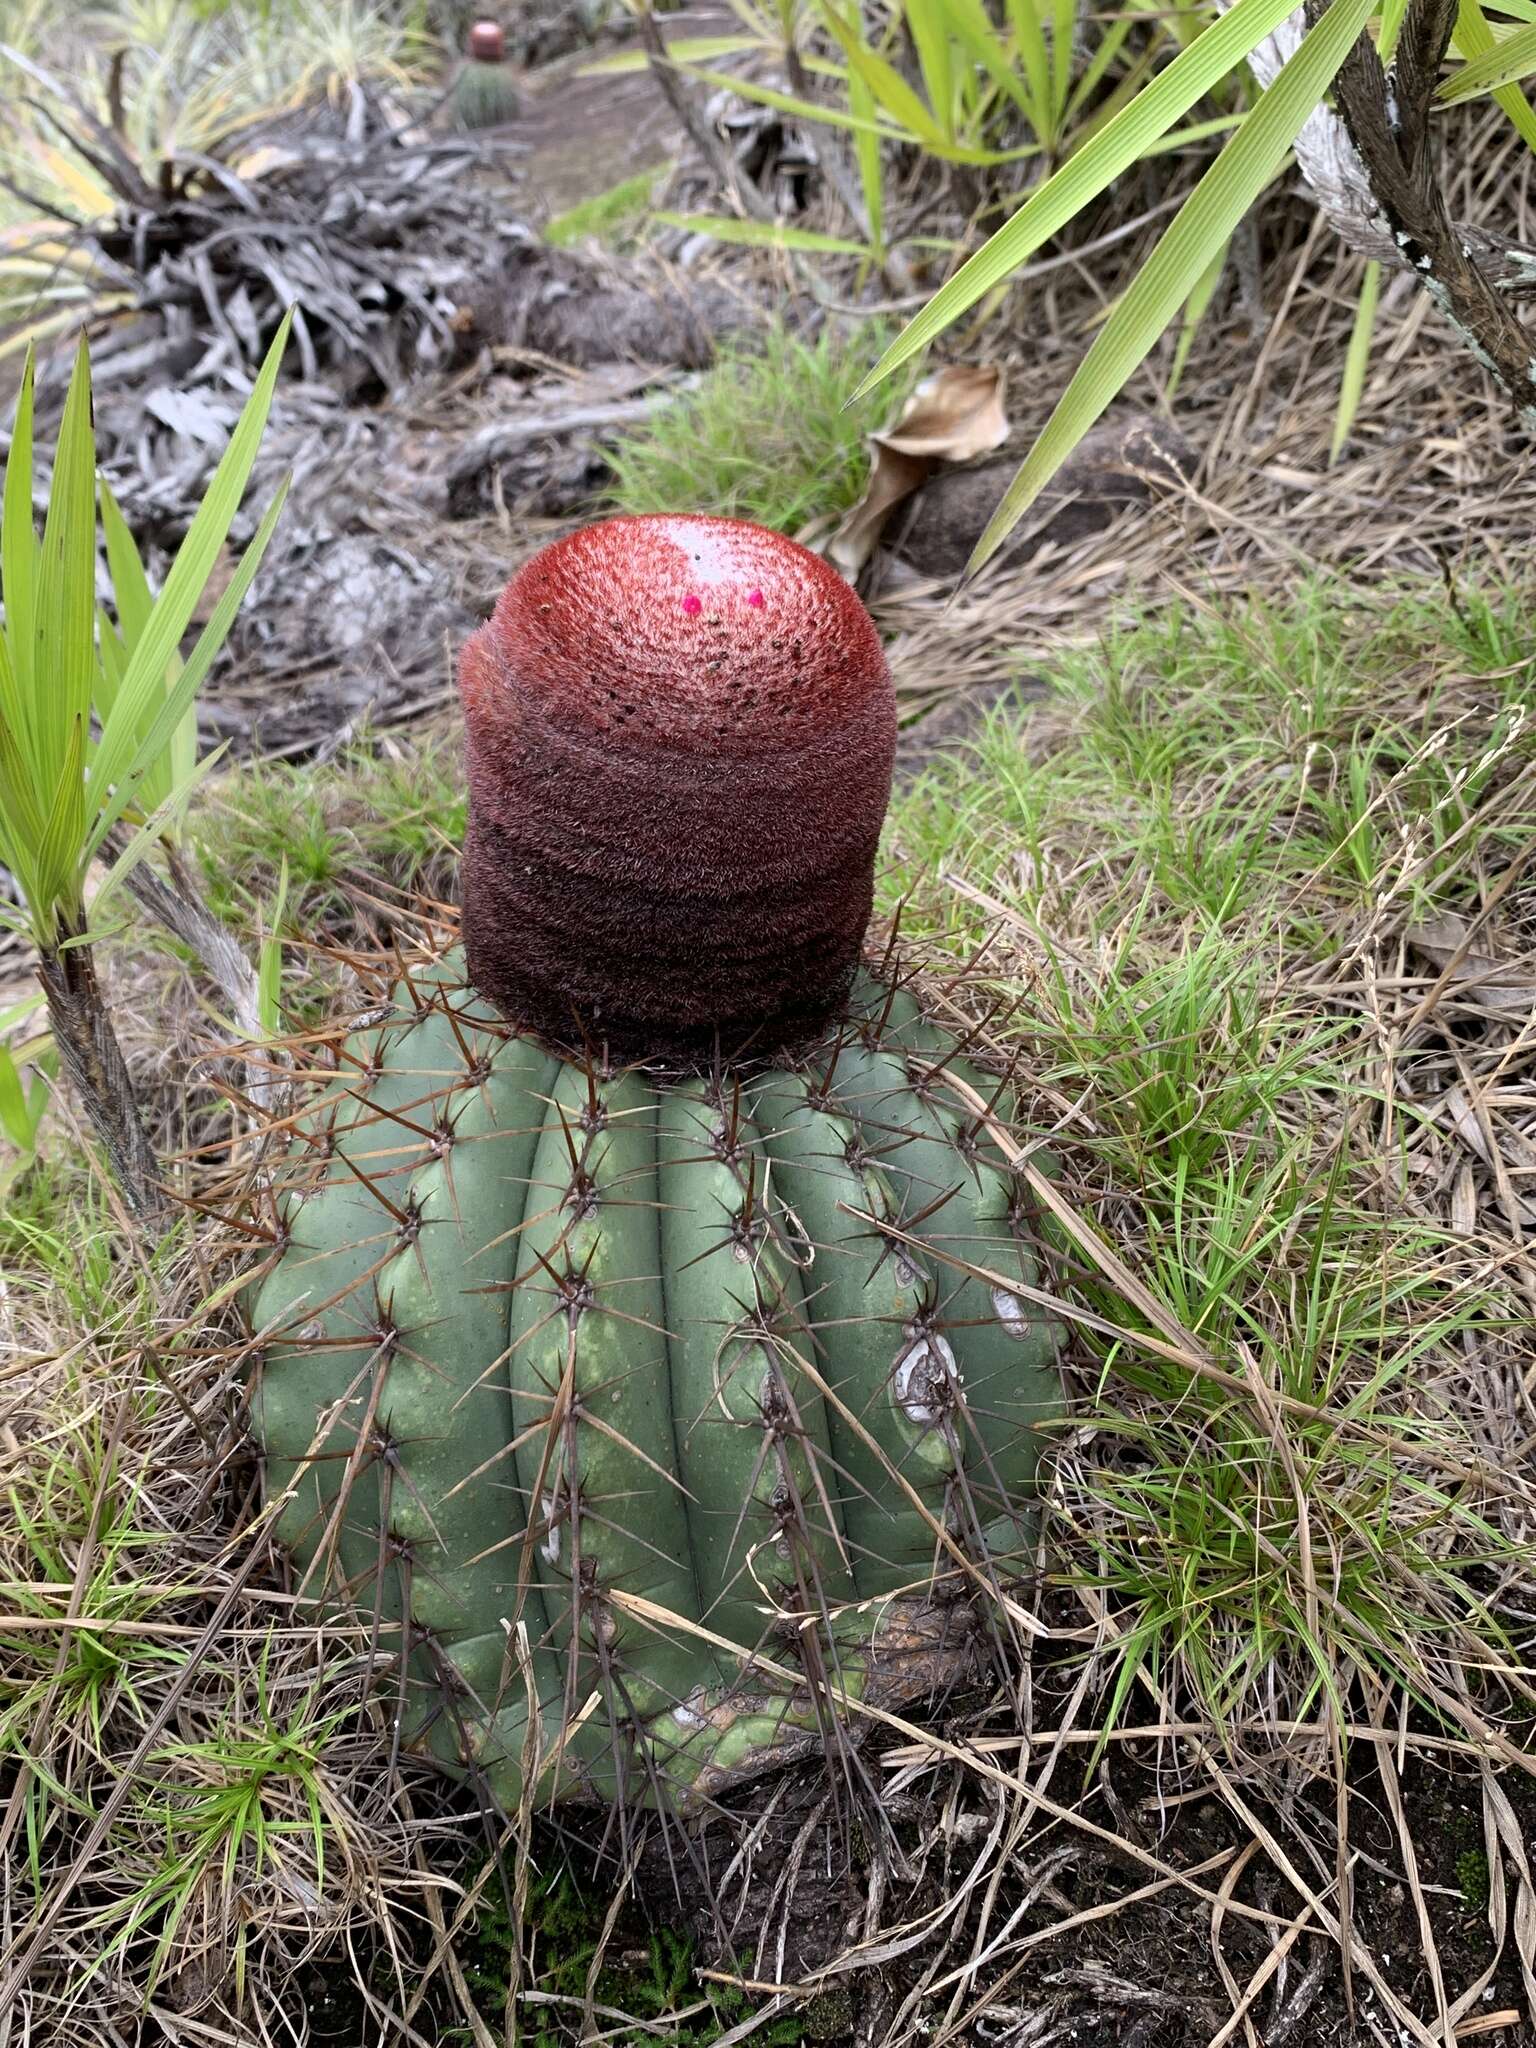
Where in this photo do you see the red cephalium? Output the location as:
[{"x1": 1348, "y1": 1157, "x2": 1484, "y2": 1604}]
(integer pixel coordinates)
[
  {"x1": 467, "y1": 20, "x2": 506, "y2": 60},
  {"x1": 458, "y1": 514, "x2": 896, "y2": 1060}
]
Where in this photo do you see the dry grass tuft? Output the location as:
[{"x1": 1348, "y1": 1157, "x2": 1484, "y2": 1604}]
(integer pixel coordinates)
[
  {"x1": 0, "y1": 946, "x2": 511, "y2": 2044},
  {"x1": 868, "y1": 576, "x2": 1536, "y2": 2042}
]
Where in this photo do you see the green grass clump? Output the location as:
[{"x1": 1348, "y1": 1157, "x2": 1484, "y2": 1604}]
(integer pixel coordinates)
[
  {"x1": 0, "y1": 1145, "x2": 383, "y2": 2022},
  {"x1": 545, "y1": 166, "x2": 668, "y2": 249},
  {"x1": 0, "y1": 1157, "x2": 161, "y2": 1337},
  {"x1": 1, "y1": 1411, "x2": 182, "y2": 1758},
  {"x1": 883, "y1": 573, "x2": 1534, "y2": 1743},
  {"x1": 190, "y1": 723, "x2": 465, "y2": 938},
  {"x1": 90, "y1": 1655, "x2": 345, "y2": 1992},
  {"x1": 604, "y1": 323, "x2": 904, "y2": 535}
]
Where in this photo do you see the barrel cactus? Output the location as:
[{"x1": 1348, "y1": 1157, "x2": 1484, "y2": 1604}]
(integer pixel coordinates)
[
  {"x1": 250, "y1": 516, "x2": 1061, "y2": 1813},
  {"x1": 454, "y1": 20, "x2": 520, "y2": 130}
]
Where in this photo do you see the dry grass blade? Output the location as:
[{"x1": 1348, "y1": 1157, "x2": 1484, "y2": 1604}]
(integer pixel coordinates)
[
  {"x1": 1481, "y1": 1770, "x2": 1536, "y2": 2019},
  {"x1": 0, "y1": 1538, "x2": 269, "y2": 2006},
  {"x1": 1364, "y1": 1680, "x2": 1452, "y2": 2041},
  {"x1": 607, "y1": 1590, "x2": 1310, "y2": 1941}
]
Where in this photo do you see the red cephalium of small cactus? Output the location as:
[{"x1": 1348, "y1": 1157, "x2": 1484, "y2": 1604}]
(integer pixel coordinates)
[
  {"x1": 467, "y1": 19, "x2": 506, "y2": 60},
  {"x1": 458, "y1": 514, "x2": 896, "y2": 1059}
]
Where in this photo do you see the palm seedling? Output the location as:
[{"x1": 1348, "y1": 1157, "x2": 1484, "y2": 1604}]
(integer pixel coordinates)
[{"x1": 0, "y1": 316, "x2": 290, "y2": 1217}]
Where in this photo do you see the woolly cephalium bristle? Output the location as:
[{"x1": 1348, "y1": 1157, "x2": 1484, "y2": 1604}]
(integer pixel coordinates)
[{"x1": 458, "y1": 516, "x2": 896, "y2": 1061}]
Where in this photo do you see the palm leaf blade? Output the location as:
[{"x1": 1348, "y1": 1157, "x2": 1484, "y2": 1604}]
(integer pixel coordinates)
[
  {"x1": 850, "y1": 0, "x2": 1322, "y2": 398},
  {"x1": 966, "y1": 0, "x2": 1379, "y2": 576}
]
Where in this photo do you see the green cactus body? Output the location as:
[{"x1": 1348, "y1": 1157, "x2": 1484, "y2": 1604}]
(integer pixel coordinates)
[
  {"x1": 252, "y1": 958, "x2": 1060, "y2": 1811},
  {"x1": 453, "y1": 59, "x2": 521, "y2": 130}
]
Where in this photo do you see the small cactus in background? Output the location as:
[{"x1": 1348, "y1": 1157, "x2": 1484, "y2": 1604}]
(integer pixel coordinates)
[
  {"x1": 453, "y1": 19, "x2": 520, "y2": 130},
  {"x1": 249, "y1": 516, "x2": 1061, "y2": 1813}
]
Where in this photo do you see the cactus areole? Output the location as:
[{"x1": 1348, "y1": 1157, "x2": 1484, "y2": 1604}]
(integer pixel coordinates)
[
  {"x1": 460, "y1": 516, "x2": 896, "y2": 1060},
  {"x1": 251, "y1": 515, "x2": 1061, "y2": 1816}
]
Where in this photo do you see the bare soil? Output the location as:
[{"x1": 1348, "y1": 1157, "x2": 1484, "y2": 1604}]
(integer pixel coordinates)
[{"x1": 274, "y1": 1709, "x2": 1536, "y2": 2047}]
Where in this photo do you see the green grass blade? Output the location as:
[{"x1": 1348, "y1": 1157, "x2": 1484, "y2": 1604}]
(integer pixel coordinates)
[
  {"x1": 0, "y1": 704, "x2": 47, "y2": 903},
  {"x1": 544, "y1": 166, "x2": 667, "y2": 249},
  {"x1": 577, "y1": 34, "x2": 763, "y2": 73},
  {"x1": 818, "y1": 2, "x2": 949, "y2": 144},
  {"x1": 258, "y1": 855, "x2": 289, "y2": 1037},
  {"x1": 32, "y1": 713, "x2": 86, "y2": 922},
  {"x1": 687, "y1": 55, "x2": 1038, "y2": 162},
  {"x1": 0, "y1": 990, "x2": 45, "y2": 1036},
  {"x1": 34, "y1": 342, "x2": 96, "y2": 798},
  {"x1": 1049, "y1": 0, "x2": 1078, "y2": 132},
  {"x1": 940, "y1": 0, "x2": 1040, "y2": 124},
  {"x1": 23, "y1": 1057, "x2": 51, "y2": 1134},
  {"x1": 850, "y1": 0, "x2": 1318, "y2": 398},
  {"x1": 168, "y1": 697, "x2": 198, "y2": 794},
  {"x1": 1438, "y1": 14, "x2": 1536, "y2": 94},
  {"x1": 0, "y1": 1042, "x2": 35, "y2": 1152},
  {"x1": 0, "y1": 1037, "x2": 50, "y2": 1155},
  {"x1": 1145, "y1": 112, "x2": 1247, "y2": 152},
  {"x1": 95, "y1": 605, "x2": 126, "y2": 721},
  {"x1": 682, "y1": 65, "x2": 897, "y2": 138},
  {"x1": 0, "y1": 572, "x2": 35, "y2": 845},
  {"x1": 849, "y1": 60, "x2": 885, "y2": 256},
  {"x1": 1066, "y1": 12, "x2": 1138, "y2": 123},
  {"x1": 90, "y1": 313, "x2": 290, "y2": 809},
  {"x1": 99, "y1": 482, "x2": 177, "y2": 809},
  {"x1": 1377, "y1": 0, "x2": 1415, "y2": 56},
  {"x1": 966, "y1": 0, "x2": 1378, "y2": 577},
  {"x1": 902, "y1": 0, "x2": 956, "y2": 141},
  {"x1": 100, "y1": 482, "x2": 156, "y2": 650},
  {"x1": 651, "y1": 212, "x2": 870, "y2": 253},
  {"x1": 1447, "y1": 0, "x2": 1536, "y2": 147},
  {"x1": 1, "y1": 349, "x2": 38, "y2": 724},
  {"x1": 1005, "y1": 0, "x2": 1053, "y2": 131},
  {"x1": 1066, "y1": 46, "x2": 1164, "y2": 150},
  {"x1": 87, "y1": 479, "x2": 290, "y2": 859},
  {"x1": 1330, "y1": 259, "x2": 1382, "y2": 465},
  {"x1": 1167, "y1": 235, "x2": 1229, "y2": 397},
  {"x1": 88, "y1": 744, "x2": 230, "y2": 925}
]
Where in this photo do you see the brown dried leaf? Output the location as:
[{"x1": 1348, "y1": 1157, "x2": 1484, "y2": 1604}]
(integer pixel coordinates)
[
  {"x1": 1405, "y1": 912, "x2": 1536, "y2": 1017},
  {"x1": 828, "y1": 365, "x2": 1009, "y2": 581},
  {"x1": 1452, "y1": 1160, "x2": 1477, "y2": 1237},
  {"x1": 1436, "y1": 1084, "x2": 1536, "y2": 1228},
  {"x1": 873, "y1": 364, "x2": 1011, "y2": 462},
  {"x1": 825, "y1": 444, "x2": 930, "y2": 584},
  {"x1": 1483, "y1": 1773, "x2": 1536, "y2": 2027}
]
